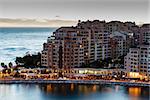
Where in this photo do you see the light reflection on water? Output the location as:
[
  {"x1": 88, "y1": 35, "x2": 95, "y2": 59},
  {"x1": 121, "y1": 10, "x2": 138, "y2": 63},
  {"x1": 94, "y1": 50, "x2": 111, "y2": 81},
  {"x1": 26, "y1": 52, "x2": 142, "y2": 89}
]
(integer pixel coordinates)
[{"x1": 0, "y1": 84, "x2": 149, "y2": 100}]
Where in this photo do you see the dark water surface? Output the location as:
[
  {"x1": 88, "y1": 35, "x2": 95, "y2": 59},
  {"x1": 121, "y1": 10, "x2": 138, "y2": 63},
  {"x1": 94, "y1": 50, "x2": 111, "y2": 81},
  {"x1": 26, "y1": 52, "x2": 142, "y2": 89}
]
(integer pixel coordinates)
[{"x1": 0, "y1": 84, "x2": 149, "y2": 100}]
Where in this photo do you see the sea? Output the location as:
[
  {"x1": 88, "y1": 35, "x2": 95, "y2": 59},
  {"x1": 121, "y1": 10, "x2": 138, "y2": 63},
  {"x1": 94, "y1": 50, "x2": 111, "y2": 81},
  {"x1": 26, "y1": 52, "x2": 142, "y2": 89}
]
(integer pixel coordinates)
[{"x1": 0, "y1": 27, "x2": 56, "y2": 66}]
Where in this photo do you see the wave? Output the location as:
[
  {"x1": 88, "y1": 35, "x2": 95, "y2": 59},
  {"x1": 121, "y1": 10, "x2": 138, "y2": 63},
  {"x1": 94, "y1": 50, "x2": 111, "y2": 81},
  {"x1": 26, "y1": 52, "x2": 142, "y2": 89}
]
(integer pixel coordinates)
[
  {"x1": 3, "y1": 47, "x2": 30, "y2": 51},
  {"x1": 0, "y1": 27, "x2": 55, "y2": 64}
]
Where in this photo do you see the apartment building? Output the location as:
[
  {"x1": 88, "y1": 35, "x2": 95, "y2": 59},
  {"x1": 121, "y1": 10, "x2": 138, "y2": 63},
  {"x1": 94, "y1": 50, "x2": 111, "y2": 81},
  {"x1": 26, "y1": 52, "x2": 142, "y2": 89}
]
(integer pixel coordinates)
[
  {"x1": 124, "y1": 45, "x2": 150, "y2": 78},
  {"x1": 139, "y1": 45, "x2": 150, "y2": 76},
  {"x1": 41, "y1": 27, "x2": 111, "y2": 68},
  {"x1": 41, "y1": 27, "x2": 85, "y2": 68},
  {"x1": 41, "y1": 36, "x2": 60, "y2": 68},
  {"x1": 110, "y1": 31, "x2": 133, "y2": 59},
  {"x1": 140, "y1": 24, "x2": 150, "y2": 45},
  {"x1": 124, "y1": 48, "x2": 140, "y2": 73},
  {"x1": 41, "y1": 20, "x2": 144, "y2": 68}
]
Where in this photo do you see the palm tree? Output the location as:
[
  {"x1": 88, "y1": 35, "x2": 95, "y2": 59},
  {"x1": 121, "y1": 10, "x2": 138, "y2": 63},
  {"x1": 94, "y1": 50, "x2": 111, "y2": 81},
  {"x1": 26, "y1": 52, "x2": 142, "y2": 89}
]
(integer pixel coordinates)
[
  {"x1": 8, "y1": 62, "x2": 13, "y2": 68},
  {"x1": 7, "y1": 62, "x2": 13, "y2": 74},
  {"x1": 1, "y1": 62, "x2": 5, "y2": 68},
  {"x1": 4, "y1": 65, "x2": 8, "y2": 69}
]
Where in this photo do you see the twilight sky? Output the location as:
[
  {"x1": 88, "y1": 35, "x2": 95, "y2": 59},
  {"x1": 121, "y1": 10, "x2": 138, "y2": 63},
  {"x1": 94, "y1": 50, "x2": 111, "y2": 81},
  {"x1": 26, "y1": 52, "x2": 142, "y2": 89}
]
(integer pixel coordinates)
[{"x1": 0, "y1": 0, "x2": 149, "y2": 25}]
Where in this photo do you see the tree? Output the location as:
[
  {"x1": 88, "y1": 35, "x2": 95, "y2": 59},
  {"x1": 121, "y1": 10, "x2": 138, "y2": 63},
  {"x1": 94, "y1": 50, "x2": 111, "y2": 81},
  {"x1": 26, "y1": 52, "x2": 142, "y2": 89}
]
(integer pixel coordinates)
[
  {"x1": 8, "y1": 62, "x2": 13, "y2": 68},
  {"x1": 15, "y1": 52, "x2": 41, "y2": 68},
  {"x1": 4, "y1": 65, "x2": 8, "y2": 69},
  {"x1": 1, "y1": 62, "x2": 5, "y2": 68}
]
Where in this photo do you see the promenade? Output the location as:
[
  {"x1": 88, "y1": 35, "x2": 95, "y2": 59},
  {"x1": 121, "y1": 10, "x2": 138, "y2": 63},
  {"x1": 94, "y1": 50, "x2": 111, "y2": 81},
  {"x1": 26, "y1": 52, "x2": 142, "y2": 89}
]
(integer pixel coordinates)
[{"x1": 0, "y1": 79, "x2": 149, "y2": 87}]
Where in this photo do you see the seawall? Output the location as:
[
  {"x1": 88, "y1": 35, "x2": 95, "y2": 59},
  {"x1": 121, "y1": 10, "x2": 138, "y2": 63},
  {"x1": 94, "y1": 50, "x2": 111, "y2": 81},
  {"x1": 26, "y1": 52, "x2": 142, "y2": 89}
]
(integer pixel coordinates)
[{"x1": 0, "y1": 80, "x2": 149, "y2": 86}]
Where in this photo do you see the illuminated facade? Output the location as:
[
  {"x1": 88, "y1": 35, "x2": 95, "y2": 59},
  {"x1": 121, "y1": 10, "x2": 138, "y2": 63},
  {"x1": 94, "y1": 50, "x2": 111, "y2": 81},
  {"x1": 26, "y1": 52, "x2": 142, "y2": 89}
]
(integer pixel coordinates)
[
  {"x1": 124, "y1": 45, "x2": 150, "y2": 78},
  {"x1": 42, "y1": 27, "x2": 84, "y2": 68},
  {"x1": 41, "y1": 20, "x2": 146, "y2": 68}
]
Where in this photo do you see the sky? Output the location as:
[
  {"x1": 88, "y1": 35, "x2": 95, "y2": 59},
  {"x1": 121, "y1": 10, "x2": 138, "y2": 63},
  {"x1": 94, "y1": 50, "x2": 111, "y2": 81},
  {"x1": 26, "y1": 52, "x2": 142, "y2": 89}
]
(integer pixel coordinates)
[{"x1": 0, "y1": 0, "x2": 149, "y2": 25}]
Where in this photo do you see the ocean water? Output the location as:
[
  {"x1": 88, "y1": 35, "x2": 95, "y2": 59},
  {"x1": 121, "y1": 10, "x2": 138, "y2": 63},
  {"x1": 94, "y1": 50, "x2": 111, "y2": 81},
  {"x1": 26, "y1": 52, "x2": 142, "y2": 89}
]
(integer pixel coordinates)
[{"x1": 0, "y1": 27, "x2": 56, "y2": 65}]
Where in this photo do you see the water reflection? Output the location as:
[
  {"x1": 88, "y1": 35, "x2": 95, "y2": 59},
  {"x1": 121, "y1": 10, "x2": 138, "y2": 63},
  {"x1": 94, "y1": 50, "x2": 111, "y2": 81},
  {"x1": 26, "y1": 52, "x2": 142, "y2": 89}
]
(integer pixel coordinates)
[
  {"x1": 127, "y1": 87, "x2": 149, "y2": 100},
  {"x1": 0, "y1": 84, "x2": 149, "y2": 100},
  {"x1": 129, "y1": 87, "x2": 141, "y2": 97},
  {"x1": 115, "y1": 85, "x2": 119, "y2": 92}
]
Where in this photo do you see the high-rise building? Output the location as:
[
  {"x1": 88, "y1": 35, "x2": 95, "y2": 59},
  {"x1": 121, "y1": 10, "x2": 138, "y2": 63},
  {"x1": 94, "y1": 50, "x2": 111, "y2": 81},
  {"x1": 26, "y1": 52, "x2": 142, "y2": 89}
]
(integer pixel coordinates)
[
  {"x1": 139, "y1": 24, "x2": 150, "y2": 45},
  {"x1": 41, "y1": 27, "x2": 111, "y2": 68},
  {"x1": 110, "y1": 31, "x2": 133, "y2": 59},
  {"x1": 139, "y1": 45, "x2": 150, "y2": 76},
  {"x1": 41, "y1": 20, "x2": 144, "y2": 68},
  {"x1": 42, "y1": 27, "x2": 84, "y2": 68},
  {"x1": 124, "y1": 48, "x2": 140, "y2": 73},
  {"x1": 124, "y1": 45, "x2": 150, "y2": 79}
]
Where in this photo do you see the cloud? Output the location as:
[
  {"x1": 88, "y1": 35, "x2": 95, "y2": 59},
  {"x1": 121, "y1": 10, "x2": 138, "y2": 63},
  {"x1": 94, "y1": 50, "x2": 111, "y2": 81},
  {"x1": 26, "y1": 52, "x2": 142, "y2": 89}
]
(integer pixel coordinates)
[
  {"x1": 35, "y1": 19, "x2": 47, "y2": 23},
  {"x1": 0, "y1": 18, "x2": 77, "y2": 27},
  {"x1": 0, "y1": 0, "x2": 149, "y2": 23}
]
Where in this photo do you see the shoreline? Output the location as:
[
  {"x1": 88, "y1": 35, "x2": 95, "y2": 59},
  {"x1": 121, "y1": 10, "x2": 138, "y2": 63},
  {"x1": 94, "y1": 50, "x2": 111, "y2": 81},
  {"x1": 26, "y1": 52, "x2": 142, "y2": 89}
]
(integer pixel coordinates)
[{"x1": 0, "y1": 80, "x2": 149, "y2": 87}]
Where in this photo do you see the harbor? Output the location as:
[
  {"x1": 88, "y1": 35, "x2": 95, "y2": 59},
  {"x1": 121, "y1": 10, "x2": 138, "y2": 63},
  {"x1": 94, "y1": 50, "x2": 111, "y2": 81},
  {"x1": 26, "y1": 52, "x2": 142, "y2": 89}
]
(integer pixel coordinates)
[{"x1": 0, "y1": 79, "x2": 149, "y2": 87}]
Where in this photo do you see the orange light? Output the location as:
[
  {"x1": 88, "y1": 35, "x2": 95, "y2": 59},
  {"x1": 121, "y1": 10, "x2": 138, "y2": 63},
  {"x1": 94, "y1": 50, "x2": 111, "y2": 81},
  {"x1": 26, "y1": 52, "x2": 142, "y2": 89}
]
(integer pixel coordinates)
[
  {"x1": 129, "y1": 87, "x2": 141, "y2": 97},
  {"x1": 129, "y1": 72, "x2": 140, "y2": 78},
  {"x1": 92, "y1": 85, "x2": 97, "y2": 92}
]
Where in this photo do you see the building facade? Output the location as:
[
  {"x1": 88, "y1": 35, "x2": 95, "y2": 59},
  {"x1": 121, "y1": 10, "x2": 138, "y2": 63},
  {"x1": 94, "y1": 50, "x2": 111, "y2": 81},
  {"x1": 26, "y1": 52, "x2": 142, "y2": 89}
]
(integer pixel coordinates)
[
  {"x1": 41, "y1": 20, "x2": 147, "y2": 69},
  {"x1": 139, "y1": 24, "x2": 150, "y2": 45},
  {"x1": 124, "y1": 45, "x2": 150, "y2": 79}
]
